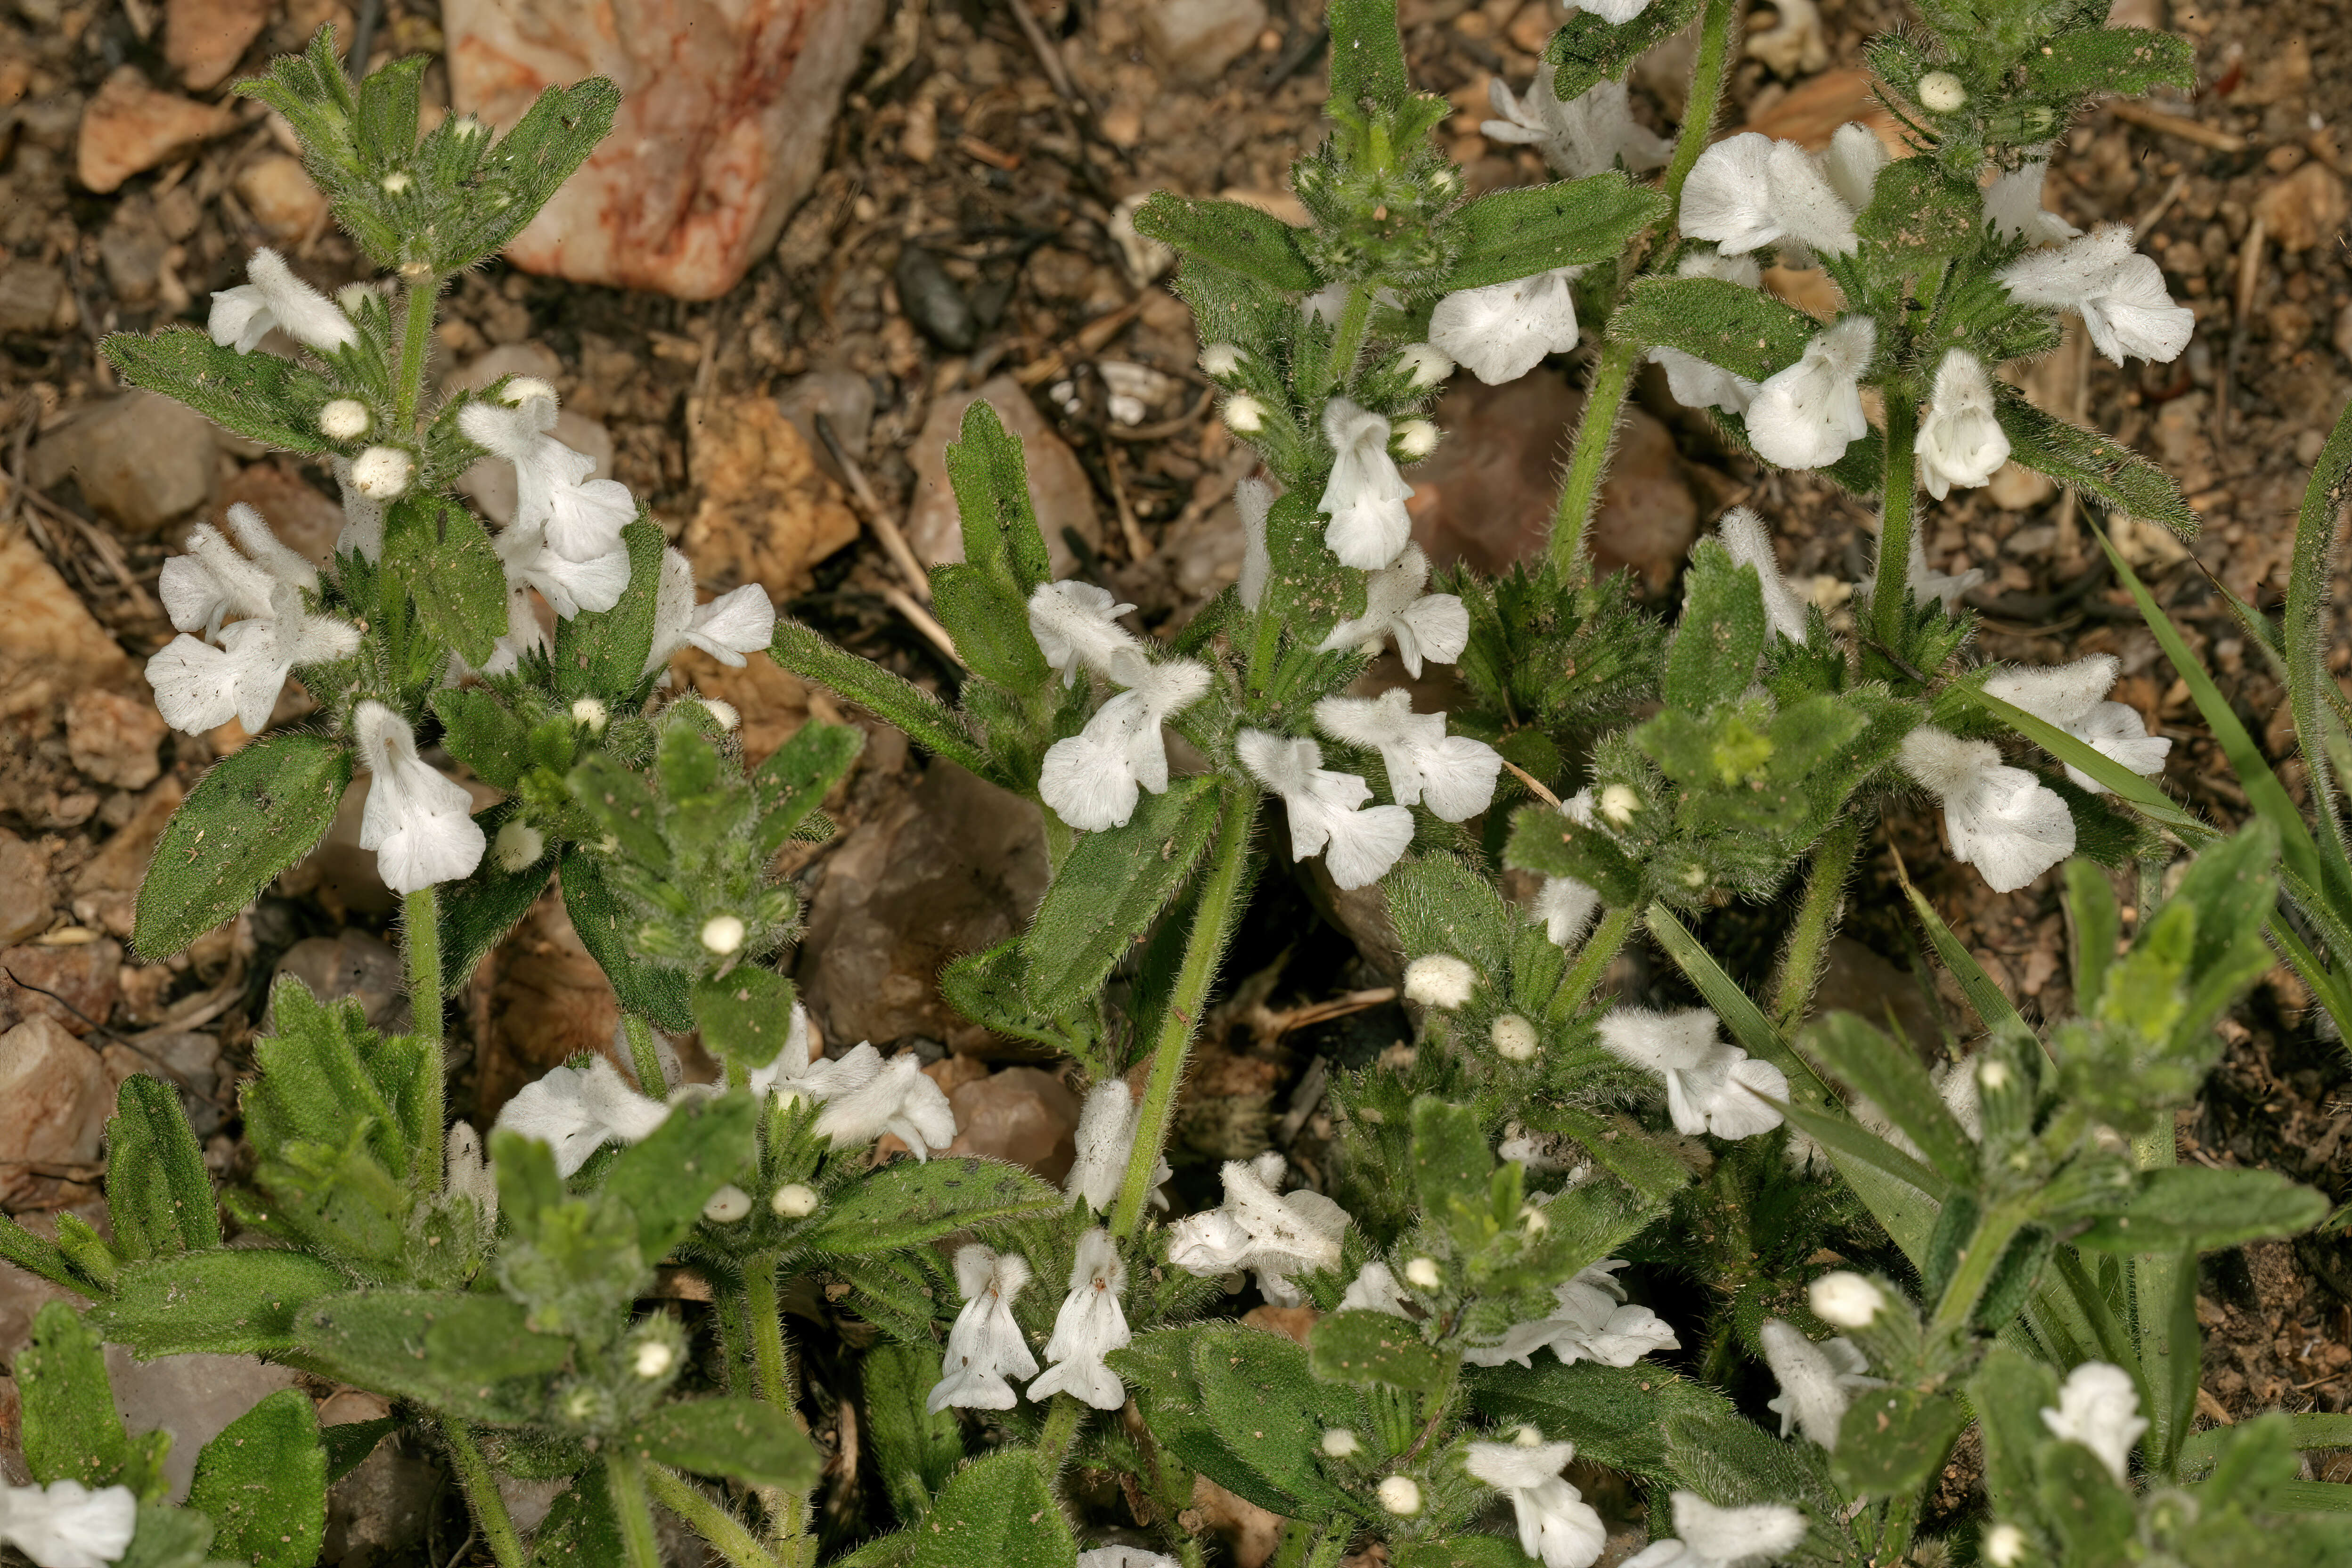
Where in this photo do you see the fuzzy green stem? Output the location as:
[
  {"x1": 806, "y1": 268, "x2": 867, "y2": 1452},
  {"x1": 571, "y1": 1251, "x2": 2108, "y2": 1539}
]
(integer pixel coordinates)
[
  {"x1": 1546, "y1": 906, "x2": 1638, "y2": 1026},
  {"x1": 1871, "y1": 389, "x2": 1920, "y2": 652},
  {"x1": 1110, "y1": 784, "x2": 1260, "y2": 1239},
  {"x1": 1324, "y1": 285, "x2": 1374, "y2": 392},
  {"x1": 623, "y1": 1013, "x2": 666, "y2": 1095},
  {"x1": 394, "y1": 273, "x2": 437, "y2": 437},
  {"x1": 1878, "y1": 1489, "x2": 1921, "y2": 1566},
  {"x1": 1772, "y1": 819, "x2": 1862, "y2": 1031},
  {"x1": 605, "y1": 1451, "x2": 667, "y2": 1568},
  {"x1": 1036, "y1": 1394, "x2": 1086, "y2": 1470},
  {"x1": 647, "y1": 1463, "x2": 782, "y2": 1568},
  {"x1": 1662, "y1": 0, "x2": 1740, "y2": 212},
  {"x1": 441, "y1": 1419, "x2": 527, "y2": 1568},
  {"x1": 1928, "y1": 1201, "x2": 2028, "y2": 1339},
  {"x1": 1543, "y1": 339, "x2": 1640, "y2": 578},
  {"x1": 403, "y1": 886, "x2": 445, "y2": 1184},
  {"x1": 743, "y1": 1254, "x2": 792, "y2": 1408}
]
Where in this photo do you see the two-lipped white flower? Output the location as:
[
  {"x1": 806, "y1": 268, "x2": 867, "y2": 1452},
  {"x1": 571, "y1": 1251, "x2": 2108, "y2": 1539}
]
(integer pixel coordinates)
[
  {"x1": 1623, "y1": 1494, "x2": 1809, "y2": 1568},
  {"x1": 1649, "y1": 251, "x2": 1767, "y2": 414},
  {"x1": 1028, "y1": 580, "x2": 1144, "y2": 685},
  {"x1": 1429, "y1": 268, "x2": 1584, "y2": 386},
  {"x1": 1166, "y1": 1153, "x2": 1348, "y2": 1307},
  {"x1": 1483, "y1": 73, "x2": 1670, "y2": 181},
  {"x1": 1463, "y1": 1259, "x2": 1680, "y2": 1369},
  {"x1": 1760, "y1": 1320, "x2": 1883, "y2": 1450},
  {"x1": 458, "y1": 381, "x2": 636, "y2": 558},
  {"x1": 208, "y1": 247, "x2": 356, "y2": 356},
  {"x1": 1984, "y1": 158, "x2": 2080, "y2": 247},
  {"x1": 0, "y1": 1478, "x2": 139, "y2": 1568},
  {"x1": 1314, "y1": 689, "x2": 1502, "y2": 822},
  {"x1": 1897, "y1": 727, "x2": 2075, "y2": 893},
  {"x1": 1716, "y1": 506, "x2": 1811, "y2": 645},
  {"x1": 1039, "y1": 659, "x2": 1213, "y2": 832},
  {"x1": 1064, "y1": 1080, "x2": 1169, "y2": 1212},
  {"x1": 1465, "y1": 1436, "x2": 1609, "y2": 1568},
  {"x1": 147, "y1": 505, "x2": 361, "y2": 736},
  {"x1": 1915, "y1": 350, "x2": 2011, "y2": 499},
  {"x1": 1315, "y1": 545, "x2": 1469, "y2": 677},
  {"x1": 1237, "y1": 729, "x2": 1415, "y2": 891},
  {"x1": 756, "y1": 1041, "x2": 957, "y2": 1158},
  {"x1": 1997, "y1": 226, "x2": 2193, "y2": 365},
  {"x1": 1748, "y1": 316, "x2": 1875, "y2": 471},
  {"x1": 1682, "y1": 128, "x2": 1867, "y2": 260},
  {"x1": 493, "y1": 1054, "x2": 672, "y2": 1177},
  {"x1": 928, "y1": 1244, "x2": 1038, "y2": 1413},
  {"x1": 1979, "y1": 654, "x2": 2170, "y2": 793},
  {"x1": 1029, "y1": 1228, "x2": 1133, "y2": 1410},
  {"x1": 644, "y1": 548, "x2": 776, "y2": 674},
  {"x1": 2041, "y1": 1361, "x2": 2148, "y2": 1485},
  {"x1": 1319, "y1": 398, "x2": 1416, "y2": 569},
  {"x1": 353, "y1": 700, "x2": 487, "y2": 895},
  {"x1": 1596, "y1": 1008, "x2": 1789, "y2": 1140},
  {"x1": 497, "y1": 517, "x2": 630, "y2": 621}
]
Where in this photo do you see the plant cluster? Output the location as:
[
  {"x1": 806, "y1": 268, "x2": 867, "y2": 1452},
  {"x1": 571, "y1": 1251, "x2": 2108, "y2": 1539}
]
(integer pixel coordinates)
[{"x1": 7, "y1": 4, "x2": 2352, "y2": 1568}]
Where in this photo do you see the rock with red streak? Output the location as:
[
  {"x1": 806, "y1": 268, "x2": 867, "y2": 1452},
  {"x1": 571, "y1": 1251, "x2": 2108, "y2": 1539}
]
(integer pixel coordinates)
[
  {"x1": 944, "y1": 1067, "x2": 1081, "y2": 1184},
  {"x1": 75, "y1": 67, "x2": 235, "y2": 194},
  {"x1": 65, "y1": 691, "x2": 168, "y2": 791},
  {"x1": 443, "y1": 0, "x2": 888, "y2": 300},
  {"x1": 0, "y1": 1017, "x2": 115, "y2": 1208},
  {"x1": 904, "y1": 377, "x2": 1102, "y2": 579},
  {"x1": 1404, "y1": 377, "x2": 1697, "y2": 592},
  {"x1": 0, "y1": 940, "x2": 122, "y2": 1038},
  {"x1": 164, "y1": 0, "x2": 272, "y2": 91}
]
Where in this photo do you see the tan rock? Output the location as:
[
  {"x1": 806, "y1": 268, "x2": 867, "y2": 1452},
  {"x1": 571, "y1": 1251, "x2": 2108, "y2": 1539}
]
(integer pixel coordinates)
[
  {"x1": 905, "y1": 377, "x2": 1102, "y2": 578},
  {"x1": 0, "y1": 833, "x2": 54, "y2": 947},
  {"x1": 28, "y1": 390, "x2": 219, "y2": 533},
  {"x1": 1240, "y1": 1303, "x2": 1320, "y2": 1344},
  {"x1": 273, "y1": 929, "x2": 410, "y2": 1033},
  {"x1": 1140, "y1": 0, "x2": 1271, "y2": 86},
  {"x1": 75, "y1": 67, "x2": 234, "y2": 194},
  {"x1": 65, "y1": 691, "x2": 168, "y2": 790},
  {"x1": 233, "y1": 152, "x2": 328, "y2": 241},
  {"x1": 2253, "y1": 162, "x2": 2348, "y2": 254},
  {"x1": 444, "y1": 0, "x2": 888, "y2": 300},
  {"x1": 218, "y1": 459, "x2": 347, "y2": 567},
  {"x1": 0, "y1": 261, "x2": 72, "y2": 335},
  {"x1": 944, "y1": 1067, "x2": 1081, "y2": 1184},
  {"x1": 1183, "y1": 1475, "x2": 1283, "y2": 1568},
  {"x1": 0, "y1": 532, "x2": 132, "y2": 726},
  {"x1": 74, "y1": 781, "x2": 185, "y2": 943},
  {"x1": 1986, "y1": 461, "x2": 2056, "y2": 512},
  {"x1": 165, "y1": 0, "x2": 272, "y2": 91},
  {"x1": 0, "y1": 1018, "x2": 114, "y2": 1208},
  {"x1": 0, "y1": 939, "x2": 122, "y2": 1038},
  {"x1": 683, "y1": 397, "x2": 859, "y2": 594}
]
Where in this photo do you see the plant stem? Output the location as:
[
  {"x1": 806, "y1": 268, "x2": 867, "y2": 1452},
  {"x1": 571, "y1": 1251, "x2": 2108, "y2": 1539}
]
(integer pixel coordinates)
[
  {"x1": 646, "y1": 1463, "x2": 782, "y2": 1568},
  {"x1": 1036, "y1": 1393, "x2": 1086, "y2": 1470},
  {"x1": 1546, "y1": 906, "x2": 1638, "y2": 1026},
  {"x1": 623, "y1": 1013, "x2": 667, "y2": 1094},
  {"x1": 1110, "y1": 784, "x2": 1260, "y2": 1239},
  {"x1": 743, "y1": 1253, "x2": 792, "y2": 1408},
  {"x1": 1870, "y1": 389, "x2": 1920, "y2": 653},
  {"x1": 1662, "y1": 0, "x2": 1740, "y2": 211},
  {"x1": 1878, "y1": 1489, "x2": 1921, "y2": 1566},
  {"x1": 403, "y1": 886, "x2": 445, "y2": 1185},
  {"x1": 1772, "y1": 818, "x2": 1862, "y2": 1030},
  {"x1": 605, "y1": 1450, "x2": 667, "y2": 1568},
  {"x1": 394, "y1": 272, "x2": 437, "y2": 437},
  {"x1": 440, "y1": 1419, "x2": 527, "y2": 1568},
  {"x1": 1928, "y1": 1201, "x2": 2026, "y2": 1339},
  {"x1": 1324, "y1": 284, "x2": 1374, "y2": 392},
  {"x1": 1542, "y1": 339, "x2": 1639, "y2": 578}
]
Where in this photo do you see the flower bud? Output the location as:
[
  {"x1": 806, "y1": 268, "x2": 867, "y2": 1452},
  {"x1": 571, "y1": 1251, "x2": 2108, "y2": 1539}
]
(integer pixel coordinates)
[
  {"x1": 702, "y1": 1184, "x2": 752, "y2": 1223},
  {"x1": 1377, "y1": 1476, "x2": 1422, "y2": 1516},
  {"x1": 1320, "y1": 1428, "x2": 1360, "y2": 1458},
  {"x1": 1224, "y1": 394, "x2": 1266, "y2": 433},
  {"x1": 1511, "y1": 1425, "x2": 1544, "y2": 1447},
  {"x1": 351, "y1": 446, "x2": 412, "y2": 499},
  {"x1": 501, "y1": 376, "x2": 558, "y2": 407},
  {"x1": 1403, "y1": 1256, "x2": 1442, "y2": 1290},
  {"x1": 1396, "y1": 343, "x2": 1453, "y2": 388},
  {"x1": 1199, "y1": 343, "x2": 1246, "y2": 378},
  {"x1": 381, "y1": 171, "x2": 413, "y2": 194},
  {"x1": 571, "y1": 697, "x2": 610, "y2": 734},
  {"x1": 1490, "y1": 1013, "x2": 1539, "y2": 1062},
  {"x1": 1807, "y1": 1270, "x2": 1886, "y2": 1329},
  {"x1": 1984, "y1": 1523, "x2": 2026, "y2": 1566},
  {"x1": 1392, "y1": 418, "x2": 1438, "y2": 459},
  {"x1": 492, "y1": 819, "x2": 545, "y2": 874},
  {"x1": 699, "y1": 698, "x2": 740, "y2": 732},
  {"x1": 1918, "y1": 71, "x2": 1968, "y2": 112},
  {"x1": 1599, "y1": 783, "x2": 1641, "y2": 825},
  {"x1": 335, "y1": 282, "x2": 377, "y2": 314},
  {"x1": 1403, "y1": 955, "x2": 1477, "y2": 1009},
  {"x1": 700, "y1": 915, "x2": 746, "y2": 955},
  {"x1": 1519, "y1": 1203, "x2": 1550, "y2": 1236},
  {"x1": 319, "y1": 399, "x2": 371, "y2": 440},
  {"x1": 771, "y1": 1182, "x2": 819, "y2": 1218},
  {"x1": 633, "y1": 1340, "x2": 675, "y2": 1379},
  {"x1": 1979, "y1": 1058, "x2": 2010, "y2": 1090}
]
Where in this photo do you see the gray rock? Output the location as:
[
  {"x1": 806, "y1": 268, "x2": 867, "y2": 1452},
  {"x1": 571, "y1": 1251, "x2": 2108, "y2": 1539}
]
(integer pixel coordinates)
[
  {"x1": 98, "y1": 195, "x2": 169, "y2": 305},
  {"x1": 895, "y1": 245, "x2": 977, "y2": 351},
  {"x1": 775, "y1": 368, "x2": 875, "y2": 484},
  {"x1": 0, "y1": 940, "x2": 122, "y2": 1037},
  {"x1": 28, "y1": 391, "x2": 217, "y2": 533},
  {"x1": 105, "y1": 1345, "x2": 298, "y2": 1501},
  {"x1": 1139, "y1": 0, "x2": 1270, "y2": 85},
  {"x1": 0, "y1": 261, "x2": 69, "y2": 335},
  {"x1": 272, "y1": 930, "x2": 412, "y2": 1033},
  {"x1": 65, "y1": 689, "x2": 167, "y2": 790},
  {"x1": 324, "y1": 1440, "x2": 443, "y2": 1568}
]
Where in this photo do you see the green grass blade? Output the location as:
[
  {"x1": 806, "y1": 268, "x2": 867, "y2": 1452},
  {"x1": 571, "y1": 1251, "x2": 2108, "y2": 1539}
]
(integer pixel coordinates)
[{"x1": 2282, "y1": 396, "x2": 2352, "y2": 878}]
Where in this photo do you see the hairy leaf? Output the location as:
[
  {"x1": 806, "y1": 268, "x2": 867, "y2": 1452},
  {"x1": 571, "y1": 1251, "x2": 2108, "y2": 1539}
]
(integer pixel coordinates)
[{"x1": 135, "y1": 735, "x2": 352, "y2": 959}]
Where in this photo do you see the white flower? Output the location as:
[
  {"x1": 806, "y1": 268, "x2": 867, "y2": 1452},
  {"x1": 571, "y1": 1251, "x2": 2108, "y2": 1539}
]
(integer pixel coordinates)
[
  {"x1": 1464, "y1": 1260, "x2": 1680, "y2": 1369},
  {"x1": 1339, "y1": 1259, "x2": 1414, "y2": 1316},
  {"x1": 1314, "y1": 545, "x2": 1469, "y2": 677},
  {"x1": 1572, "y1": 0, "x2": 1651, "y2": 20},
  {"x1": 445, "y1": 1119, "x2": 498, "y2": 1233},
  {"x1": 1648, "y1": 252, "x2": 1768, "y2": 414},
  {"x1": 1166, "y1": 1154, "x2": 1348, "y2": 1306},
  {"x1": 353, "y1": 700, "x2": 487, "y2": 895},
  {"x1": 331, "y1": 454, "x2": 386, "y2": 561},
  {"x1": 1404, "y1": 1256, "x2": 1443, "y2": 1290},
  {"x1": 158, "y1": 502, "x2": 315, "y2": 638},
  {"x1": 1321, "y1": 1428, "x2": 1361, "y2": 1457},
  {"x1": 1029, "y1": 1228, "x2": 1133, "y2": 1409},
  {"x1": 1595, "y1": 1008, "x2": 1788, "y2": 1139},
  {"x1": 207, "y1": 247, "x2": 356, "y2": 355},
  {"x1": 1716, "y1": 506, "x2": 1810, "y2": 645},
  {"x1": 1897, "y1": 727, "x2": 2076, "y2": 892},
  {"x1": 492, "y1": 819, "x2": 546, "y2": 873},
  {"x1": 2041, "y1": 1362, "x2": 2147, "y2": 1485},
  {"x1": 1806, "y1": 1271, "x2": 1886, "y2": 1329},
  {"x1": 1429, "y1": 268, "x2": 1583, "y2": 386},
  {"x1": 1914, "y1": 350, "x2": 2010, "y2": 499},
  {"x1": 1027, "y1": 580, "x2": 1143, "y2": 686},
  {"x1": 1394, "y1": 419, "x2": 1438, "y2": 459},
  {"x1": 1403, "y1": 954, "x2": 1479, "y2": 1009},
  {"x1": 494, "y1": 1055, "x2": 671, "y2": 1177},
  {"x1": 319, "y1": 398, "x2": 371, "y2": 440},
  {"x1": 1483, "y1": 73, "x2": 1670, "y2": 181},
  {"x1": 702, "y1": 1184, "x2": 752, "y2": 1222},
  {"x1": 1748, "y1": 316, "x2": 1875, "y2": 471},
  {"x1": 1318, "y1": 398, "x2": 1415, "y2": 569},
  {"x1": 1984, "y1": 1522, "x2": 2028, "y2": 1566},
  {"x1": 572, "y1": 697, "x2": 611, "y2": 734},
  {"x1": 1224, "y1": 394, "x2": 1266, "y2": 433},
  {"x1": 1396, "y1": 343, "x2": 1454, "y2": 387},
  {"x1": 1978, "y1": 654, "x2": 2169, "y2": 792},
  {"x1": 1492, "y1": 1013, "x2": 1540, "y2": 1061},
  {"x1": 805, "y1": 1045, "x2": 958, "y2": 1158},
  {"x1": 1377, "y1": 1477, "x2": 1423, "y2": 1516},
  {"x1": 1997, "y1": 226, "x2": 2192, "y2": 365},
  {"x1": 497, "y1": 517, "x2": 630, "y2": 620},
  {"x1": 0, "y1": 1478, "x2": 139, "y2": 1568},
  {"x1": 1199, "y1": 343, "x2": 1245, "y2": 377},
  {"x1": 1535, "y1": 876, "x2": 1601, "y2": 950},
  {"x1": 1465, "y1": 1439, "x2": 1607, "y2": 1568},
  {"x1": 1682, "y1": 131, "x2": 1860, "y2": 259},
  {"x1": 928, "y1": 1245, "x2": 1038, "y2": 1413},
  {"x1": 699, "y1": 915, "x2": 746, "y2": 955},
  {"x1": 1040, "y1": 660, "x2": 1213, "y2": 832},
  {"x1": 1235, "y1": 477, "x2": 1274, "y2": 612},
  {"x1": 1237, "y1": 729, "x2": 1414, "y2": 892},
  {"x1": 458, "y1": 391, "x2": 637, "y2": 561},
  {"x1": 1819, "y1": 122, "x2": 1889, "y2": 212},
  {"x1": 1984, "y1": 158, "x2": 2080, "y2": 247},
  {"x1": 1859, "y1": 526, "x2": 1982, "y2": 617},
  {"x1": 1623, "y1": 1493, "x2": 1809, "y2": 1568},
  {"x1": 1315, "y1": 688, "x2": 1501, "y2": 821},
  {"x1": 645, "y1": 549, "x2": 776, "y2": 673},
  {"x1": 351, "y1": 446, "x2": 413, "y2": 499},
  {"x1": 1760, "y1": 1320, "x2": 1882, "y2": 1449},
  {"x1": 1065, "y1": 1080, "x2": 1169, "y2": 1212}
]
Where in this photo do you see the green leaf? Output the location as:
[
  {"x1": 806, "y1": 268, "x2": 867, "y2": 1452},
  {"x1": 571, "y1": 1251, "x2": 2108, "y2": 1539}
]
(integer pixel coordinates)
[
  {"x1": 321, "y1": 1416, "x2": 397, "y2": 1483},
  {"x1": 106, "y1": 1074, "x2": 220, "y2": 1260},
  {"x1": 291, "y1": 1291, "x2": 572, "y2": 1424},
  {"x1": 116, "y1": 1502, "x2": 217, "y2": 1568},
  {"x1": 1830, "y1": 1388, "x2": 1966, "y2": 1497},
  {"x1": 1180, "y1": 1324, "x2": 1367, "y2": 1520},
  {"x1": 434, "y1": 77, "x2": 622, "y2": 271},
  {"x1": 430, "y1": 687, "x2": 532, "y2": 790},
  {"x1": 1503, "y1": 802, "x2": 1642, "y2": 906},
  {"x1": 1774, "y1": 1092, "x2": 1950, "y2": 1203},
  {"x1": 768, "y1": 618, "x2": 996, "y2": 781},
  {"x1": 1544, "y1": 0, "x2": 1704, "y2": 100},
  {"x1": 102, "y1": 328, "x2": 341, "y2": 454},
  {"x1": 1799, "y1": 1013, "x2": 1977, "y2": 1183},
  {"x1": 1519, "y1": 1104, "x2": 1692, "y2": 1205},
  {"x1": 938, "y1": 940, "x2": 1070, "y2": 1052},
  {"x1": 944, "y1": 400, "x2": 1054, "y2": 599},
  {"x1": 383, "y1": 491, "x2": 509, "y2": 669},
  {"x1": 1384, "y1": 852, "x2": 1515, "y2": 977},
  {"x1": 1326, "y1": 0, "x2": 1410, "y2": 108},
  {"x1": 2075, "y1": 1167, "x2": 2329, "y2": 1254},
  {"x1": 134, "y1": 735, "x2": 352, "y2": 959},
  {"x1": 1608, "y1": 276, "x2": 1823, "y2": 382},
  {"x1": 1390, "y1": 1541, "x2": 1533, "y2": 1568},
  {"x1": 93, "y1": 1249, "x2": 348, "y2": 1358},
  {"x1": 552, "y1": 520, "x2": 665, "y2": 704},
  {"x1": 1467, "y1": 1361, "x2": 1736, "y2": 1487},
  {"x1": 1309, "y1": 1309, "x2": 1453, "y2": 1392},
  {"x1": 2000, "y1": 393, "x2": 2195, "y2": 538},
  {"x1": 863, "y1": 1341, "x2": 964, "y2": 1521},
  {"x1": 910, "y1": 1450, "x2": 1077, "y2": 1568},
  {"x1": 354, "y1": 52, "x2": 424, "y2": 159},
  {"x1": 1856, "y1": 158, "x2": 1981, "y2": 270},
  {"x1": 2064, "y1": 858, "x2": 2122, "y2": 1013},
  {"x1": 188, "y1": 1388, "x2": 327, "y2": 1568},
  {"x1": 803, "y1": 1157, "x2": 1063, "y2": 1256},
  {"x1": 691, "y1": 969, "x2": 799, "y2": 1074},
  {"x1": 528, "y1": 1470, "x2": 627, "y2": 1568},
  {"x1": 435, "y1": 803, "x2": 555, "y2": 996},
  {"x1": 1663, "y1": 540, "x2": 1769, "y2": 714},
  {"x1": 2025, "y1": 27, "x2": 2196, "y2": 99},
  {"x1": 598, "y1": 1088, "x2": 760, "y2": 1260},
  {"x1": 19, "y1": 1302, "x2": 128, "y2": 1488},
  {"x1": 1412, "y1": 1094, "x2": 1494, "y2": 1216},
  {"x1": 1260, "y1": 486, "x2": 1364, "y2": 636},
  {"x1": 750, "y1": 720, "x2": 864, "y2": 858},
  {"x1": 1130, "y1": 196, "x2": 1319, "y2": 293},
  {"x1": 559, "y1": 846, "x2": 694, "y2": 1031},
  {"x1": 1023, "y1": 778, "x2": 1223, "y2": 1011},
  {"x1": 1440, "y1": 175, "x2": 1669, "y2": 292},
  {"x1": 0, "y1": 1213, "x2": 87, "y2": 1293},
  {"x1": 931, "y1": 564, "x2": 1050, "y2": 691},
  {"x1": 627, "y1": 1398, "x2": 822, "y2": 1492}
]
